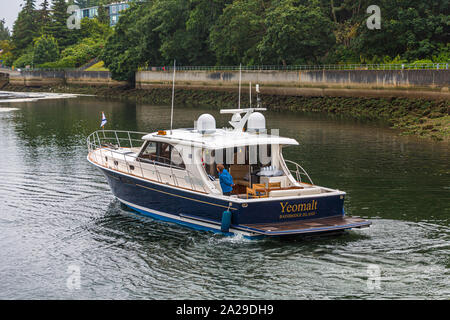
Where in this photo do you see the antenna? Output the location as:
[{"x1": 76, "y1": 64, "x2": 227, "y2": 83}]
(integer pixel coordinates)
[
  {"x1": 256, "y1": 84, "x2": 261, "y2": 108},
  {"x1": 249, "y1": 82, "x2": 252, "y2": 108},
  {"x1": 170, "y1": 60, "x2": 176, "y2": 133},
  {"x1": 238, "y1": 63, "x2": 242, "y2": 109}
]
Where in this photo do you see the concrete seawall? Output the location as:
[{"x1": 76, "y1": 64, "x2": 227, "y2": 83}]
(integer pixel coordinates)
[
  {"x1": 3, "y1": 69, "x2": 449, "y2": 100},
  {"x1": 0, "y1": 72, "x2": 9, "y2": 89},
  {"x1": 8, "y1": 70, "x2": 127, "y2": 87},
  {"x1": 136, "y1": 69, "x2": 450, "y2": 100}
]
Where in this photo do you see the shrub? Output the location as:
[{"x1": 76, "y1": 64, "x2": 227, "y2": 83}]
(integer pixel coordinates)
[
  {"x1": 13, "y1": 51, "x2": 34, "y2": 68},
  {"x1": 33, "y1": 35, "x2": 59, "y2": 65},
  {"x1": 36, "y1": 37, "x2": 105, "y2": 69}
]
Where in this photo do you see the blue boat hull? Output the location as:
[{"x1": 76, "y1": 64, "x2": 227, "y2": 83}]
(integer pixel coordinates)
[{"x1": 94, "y1": 165, "x2": 366, "y2": 237}]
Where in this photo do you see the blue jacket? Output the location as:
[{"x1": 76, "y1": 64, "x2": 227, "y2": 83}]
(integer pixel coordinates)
[{"x1": 219, "y1": 169, "x2": 234, "y2": 193}]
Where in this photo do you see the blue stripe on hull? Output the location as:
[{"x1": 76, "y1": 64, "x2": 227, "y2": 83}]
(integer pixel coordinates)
[
  {"x1": 101, "y1": 168, "x2": 237, "y2": 224},
  {"x1": 123, "y1": 201, "x2": 236, "y2": 237}
]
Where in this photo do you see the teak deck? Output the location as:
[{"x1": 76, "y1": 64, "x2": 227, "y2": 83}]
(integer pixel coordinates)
[{"x1": 241, "y1": 216, "x2": 371, "y2": 235}]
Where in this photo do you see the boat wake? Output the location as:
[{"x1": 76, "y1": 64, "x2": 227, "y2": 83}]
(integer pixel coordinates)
[
  {"x1": 0, "y1": 108, "x2": 19, "y2": 112},
  {"x1": 0, "y1": 91, "x2": 81, "y2": 103}
]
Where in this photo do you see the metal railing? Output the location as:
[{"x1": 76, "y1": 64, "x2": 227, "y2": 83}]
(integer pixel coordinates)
[
  {"x1": 284, "y1": 159, "x2": 314, "y2": 185},
  {"x1": 143, "y1": 62, "x2": 449, "y2": 72},
  {"x1": 87, "y1": 130, "x2": 208, "y2": 193},
  {"x1": 4, "y1": 62, "x2": 448, "y2": 73}
]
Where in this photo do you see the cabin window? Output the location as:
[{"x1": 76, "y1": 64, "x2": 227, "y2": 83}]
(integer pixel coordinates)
[
  {"x1": 138, "y1": 141, "x2": 185, "y2": 169},
  {"x1": 203, "y1": 145, "x2": 272, "y2": 178},
  {"x1": 210, "y1": 146, "x2": 271, "y2": 167}
]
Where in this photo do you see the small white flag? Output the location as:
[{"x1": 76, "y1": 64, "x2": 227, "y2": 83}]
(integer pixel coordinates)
[{"x1": 100, "y1": 112, "x2": 107, "y2": 128}]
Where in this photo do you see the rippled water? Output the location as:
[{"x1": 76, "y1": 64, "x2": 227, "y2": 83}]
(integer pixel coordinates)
[{"x1": 0, "y1": 96, "x2": 448, "y2": 299}]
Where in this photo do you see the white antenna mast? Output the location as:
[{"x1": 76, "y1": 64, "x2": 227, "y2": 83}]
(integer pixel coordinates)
[
  {"x1": 249, "y1": 81, "x2": 252, "y2": 108},
  {"x1": 238, "y1": 63, "x2": 242, "y2": 109},
  {"x1": 170, "y1": 60, "x2": 176, "y2": 133}
]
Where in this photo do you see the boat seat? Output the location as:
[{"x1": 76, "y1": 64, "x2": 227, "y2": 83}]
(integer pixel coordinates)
[
  {"x1": 269, "y1": 187, "x2": 322, "y2": 198},
  {"x1": 246, "y1": 184, "x2": 268, "y2": 199}
]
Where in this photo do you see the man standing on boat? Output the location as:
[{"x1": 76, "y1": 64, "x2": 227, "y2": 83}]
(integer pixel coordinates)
[{"x1": 217, "y1": 164, "x2": 235, "y2": 196}]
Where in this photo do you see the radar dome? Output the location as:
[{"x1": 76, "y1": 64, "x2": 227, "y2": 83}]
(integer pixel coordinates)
[
  {"x1": 231, "y1": 113, "x2": 242, "y2": 122},
  {"x1": 197, "y1": 113, "x2": 216, "y2": 134},
  {"x1": 247, "y1": 112, "x2": 266, "y2": 133}
]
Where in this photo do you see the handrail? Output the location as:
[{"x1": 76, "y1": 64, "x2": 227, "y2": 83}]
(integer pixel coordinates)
[
  {"x1": 143, "y1": 62, "x2": 450, "y2": 72},
  {"x1": 284, "y1": 159, "x2": 314, "y2": 185},
  {"x1": 87, "y1": 130, "x2": 208, "y2": 193}
]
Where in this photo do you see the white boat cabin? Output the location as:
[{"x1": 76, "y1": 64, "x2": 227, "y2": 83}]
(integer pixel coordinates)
[{"x1": 87, "y1": 109, "x2": 336, "y2": 200}]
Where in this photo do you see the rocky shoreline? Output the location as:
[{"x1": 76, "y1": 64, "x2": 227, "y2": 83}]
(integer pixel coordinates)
[{"x1": 3, "y1": 84, "x2": 449, "y2": 141}]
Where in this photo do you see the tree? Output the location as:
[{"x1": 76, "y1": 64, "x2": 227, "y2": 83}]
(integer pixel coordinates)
[
  {"x1": 97, "y1": 1, "x2": 110, "y2": 25},
  {"x1": 39, "y1": 0, "x2": 52, "y2": 34},
  {"x1": 74, "y1": 0, "x2": 100, "y2": 8},
  {"x1": 209, "y1": 0, "x2": 269, "y2": 65},
  {"x1": 80, "y1": 17, "x2": 111, "y2": 40},
  {"x1": 184, "y1": 0, "x2": 231, "y2": 65},
  {"x1": 258, "y1": 0, "x2": 335, "y2": 65},
  {"x1": 33, "y1": 34, "x2": 59, "y2": 65},
  {"x1": 47, "y1": 0, "x2": 77, "y2": 48},
  {"x1": 355, "y1": 0, "x2": 449, "y2": 63},
  {"x1": 150, "y1": 0, "x2": 192, "y2": 65},
  {"x1": 0, "y1": 19, "x2": 10, "y2": 41},
  {"x1": 101, "y1": 1, "x2": 155, "y2": 81},
  {"x1": 12, "y1": 0, "x2": 38, "y2": 55},
  {"x1": 0, "y1": 40, "x2": 14, "y2": 66}
]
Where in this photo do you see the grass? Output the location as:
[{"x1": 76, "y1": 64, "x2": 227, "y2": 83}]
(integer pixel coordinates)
[{"x1": 85, "y1": 61, "x2": 109, "y2": 72}]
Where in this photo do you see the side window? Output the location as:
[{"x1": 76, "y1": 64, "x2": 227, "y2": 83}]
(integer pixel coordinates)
[
  {"x1": 139, "y1": 141, "x2": 185, "y2": 169},
  {"x1": 139, "y1": 141, "x2": 157, "y2": 160},
  {"x1": 158, "y1": 143, "x2": 172, "y2": 163},
  {"x1": 171, "y1": 148, "x2": 185, "y2": 169},
  {"x1": 203, "y1": 149, "x2": 219, "y2": 178}
]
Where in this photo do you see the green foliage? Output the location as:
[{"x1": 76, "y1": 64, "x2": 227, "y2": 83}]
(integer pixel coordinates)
[
  {"x1": 0, "y1": 19, "x2": 10, "y2": 41},
  {"x1": 79, "y1": 17, "x2": 112, "y2": 40},
  {"x1": 209, "y1": 0, "x2": 267, "y2": 65},
  {"x1": 258, "y1": 0, "x2": 335, "y2": 65},
  {"x1": 46, "y1": 0, "x2": 78, "y2": 48},
  {"x1": 7, "y1": 0, "x2": 448, "y2": 81},
  {"x1": 97, "y1": 2, "x2": 110, "y2": 25},
  {"x1": 12, "y1": 0, "x2": 38, "y2": 56},
  {"x1": 13, "y1": 50, "x2": 34, "y2": 68},
  {"x1": 0, "y1": 40, "x2": 14, "y2": 65},
  {"x1": 38, "y1": 37, "x2": 104, "y2": 68},
  {"x1": 432, "y1": 44, "x2": 450, "y2": 63},
  {"x1": 33, "y1": 35, "x2": 59, "y2": 65},
  {"x1": 74, "y1": 0, "x2": 114, "y2": 8},
  {"x1": 356, "y1": 0, "x2": 449, "y2": 63},
  {"x1": 39, "y1": 0, "x2": 52, "y2": 34},
  {"x1": 411, "y1": 59, "x2": 434, "y2": 65},
  {"x1": 101, "y1": 2, "x2": 155, "y2": 81}
]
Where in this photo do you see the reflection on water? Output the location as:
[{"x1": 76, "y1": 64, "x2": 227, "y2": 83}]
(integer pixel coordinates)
[{"x1": 0, "y1": 96, "x2": 448, "y2": 299}]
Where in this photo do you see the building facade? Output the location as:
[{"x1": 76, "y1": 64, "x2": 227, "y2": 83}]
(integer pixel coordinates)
[{"x1": 76, "y1": 1, "x2": 133, "y2": 26}]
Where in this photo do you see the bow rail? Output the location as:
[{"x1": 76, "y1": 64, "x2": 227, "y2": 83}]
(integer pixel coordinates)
[{"x1": 87, "y1": 130, "x2": 208, "y2": 193}]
